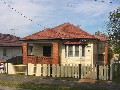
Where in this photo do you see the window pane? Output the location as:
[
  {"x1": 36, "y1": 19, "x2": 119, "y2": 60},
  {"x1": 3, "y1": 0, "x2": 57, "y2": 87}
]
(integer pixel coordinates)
[
  {"x1": 75, "y1": 45, "x2": 79, "y2": 57},
  {"x1": 68, "y1": 45, "x2": 73, "y2": 51},
  {"x1": 68, "y1": 51, "x2": 73, "y2": 57},
  {"x1": 82, "y1": 45, "x2": 85, "y2": 57},
  {"x1": 68, "y1": 45, "x2": 73, "y2": 57}
]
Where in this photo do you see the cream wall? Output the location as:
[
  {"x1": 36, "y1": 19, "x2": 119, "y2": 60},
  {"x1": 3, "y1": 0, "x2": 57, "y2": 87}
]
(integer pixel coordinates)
[
  {"x1": 0, "y1": 47, "x2": 32, "y2": 60},
  {"x1": 32, "y1": 43, "x2": 53, "y2": 56},
  {"x1": 0, "y1": 47, "x2": 22, "y2": 60},
  {"x1": 59, "y1": 41, "x2": 94, "y2": 65}
]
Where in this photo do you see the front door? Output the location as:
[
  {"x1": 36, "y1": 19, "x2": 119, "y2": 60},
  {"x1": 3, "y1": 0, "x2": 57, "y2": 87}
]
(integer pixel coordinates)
[{"x1": 43, "y1": 46, "x2": 51, "y2": 56}]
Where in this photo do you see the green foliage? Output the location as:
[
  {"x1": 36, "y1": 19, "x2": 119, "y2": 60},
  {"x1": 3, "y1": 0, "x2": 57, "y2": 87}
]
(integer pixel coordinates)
[
  {"x1": 107, "y1": 7, "x2": 120, "y2": 54},
  {"x1": 113, "y1": 46, "x2": 120, "y2": 54}
]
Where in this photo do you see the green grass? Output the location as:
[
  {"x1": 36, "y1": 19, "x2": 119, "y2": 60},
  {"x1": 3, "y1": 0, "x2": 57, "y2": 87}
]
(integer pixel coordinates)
[
  {"x1": 0, "y1": 81, "x2": 106, "y2": 90},
  {"x1": 0, "y1": 80, "x2": 108, "y2": 90},
  {"x1": 0, "y1": 74, "x2": 108, "y2": 90}
]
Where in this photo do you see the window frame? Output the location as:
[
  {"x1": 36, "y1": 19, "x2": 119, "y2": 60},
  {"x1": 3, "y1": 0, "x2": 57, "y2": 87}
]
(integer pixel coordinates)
[{"x1": 65, "y1": 45, "x2": 85, "y2": 58}]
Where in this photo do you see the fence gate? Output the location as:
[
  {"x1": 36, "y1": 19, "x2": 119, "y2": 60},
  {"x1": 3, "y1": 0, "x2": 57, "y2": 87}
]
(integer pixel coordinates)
[
  {"x1": 81, "y1": 65, "x2": 97, "y2": 79},
  {"x1": 80, "y1": 64, "x2": 112, "y2": 80}
]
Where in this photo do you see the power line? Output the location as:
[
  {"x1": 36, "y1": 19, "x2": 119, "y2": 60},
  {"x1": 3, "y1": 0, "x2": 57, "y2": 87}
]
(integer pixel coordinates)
[
  {"x1": 0, "y1": 0, "x2": 46, "y2": 29},
  {"x1": 66, "y1": 0, "x2": 119, "y2": 7}
]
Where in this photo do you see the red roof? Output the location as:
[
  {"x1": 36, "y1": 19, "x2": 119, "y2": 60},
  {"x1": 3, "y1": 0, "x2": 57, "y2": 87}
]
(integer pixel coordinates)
[
  {"x1": 0, "y1": 33, "x2": 22, "y2": 46},
  {"x1": 95, "y1": 35, "x2": 109, "y2": 41},
  {"x1": 21, "y1": 22, "x2": 96, "y2": 40}
]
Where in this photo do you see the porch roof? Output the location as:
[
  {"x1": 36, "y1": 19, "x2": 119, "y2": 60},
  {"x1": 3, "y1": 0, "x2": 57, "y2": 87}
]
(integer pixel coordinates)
[{"x1": 21, "y1": 22, "x2": 97, "y2": 41}]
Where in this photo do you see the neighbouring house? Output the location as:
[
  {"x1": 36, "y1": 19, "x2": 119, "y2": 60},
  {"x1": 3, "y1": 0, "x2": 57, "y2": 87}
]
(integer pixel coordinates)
[
  {"x1": 0, "y1": 33, "x2": 32, "y2": 63},
  {"x1": 21, "y1": 22, "x2": 109, "y2": 65},
  {"x1": 95, "y1": 35, "x2": 109, "y2": 64}
]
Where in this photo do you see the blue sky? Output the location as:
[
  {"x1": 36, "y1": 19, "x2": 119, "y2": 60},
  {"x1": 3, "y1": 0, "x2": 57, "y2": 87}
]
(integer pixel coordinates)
[{"x1": 0, "y1": 0, "x2": 120, "y2": 37}]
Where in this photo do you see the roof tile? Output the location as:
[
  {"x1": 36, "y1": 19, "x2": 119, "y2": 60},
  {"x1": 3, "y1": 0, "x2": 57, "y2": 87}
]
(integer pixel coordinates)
[{"x1": 21, "y1": 22, "x2": 96, "y2": 40}]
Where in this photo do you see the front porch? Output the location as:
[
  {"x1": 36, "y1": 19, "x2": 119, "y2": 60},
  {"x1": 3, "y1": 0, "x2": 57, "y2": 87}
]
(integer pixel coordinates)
[{"x1": 22, "y1": 42, "x2": 59, "y2": 64}]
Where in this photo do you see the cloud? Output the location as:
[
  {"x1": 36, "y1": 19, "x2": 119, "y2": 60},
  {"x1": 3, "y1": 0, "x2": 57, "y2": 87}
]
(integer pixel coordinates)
[
  {"x1": 66, "y1": 0, "x2": 119, "y2": 18},
  {"x1": 0, "y1": 0, "x2": 54, "y2": 37},
  {"x1": 0, "y1": 0, "x2": 120, "y2": 37}
]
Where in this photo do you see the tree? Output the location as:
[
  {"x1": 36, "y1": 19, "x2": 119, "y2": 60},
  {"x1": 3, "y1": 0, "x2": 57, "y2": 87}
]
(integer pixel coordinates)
[{"x1": 107, "y1": 7, "x2": 120, "y2": 54}]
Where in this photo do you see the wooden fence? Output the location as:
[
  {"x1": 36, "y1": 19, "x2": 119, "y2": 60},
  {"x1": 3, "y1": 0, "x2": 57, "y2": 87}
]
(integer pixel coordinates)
[
  {"x1": 28, "y1": 64, "x2": 80, "y2": 78},
  {"x1": 81, "y1": 65, "x2": 112, "y2": 80},
  {"x1": 4, "y1": 63, "x2": 113, "y2": 80}
]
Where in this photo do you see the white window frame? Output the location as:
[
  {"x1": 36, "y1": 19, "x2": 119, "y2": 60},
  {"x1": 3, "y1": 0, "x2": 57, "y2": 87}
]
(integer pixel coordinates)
[{"x1": 66, "y1": 45, "x2": 85, "y2": 58}]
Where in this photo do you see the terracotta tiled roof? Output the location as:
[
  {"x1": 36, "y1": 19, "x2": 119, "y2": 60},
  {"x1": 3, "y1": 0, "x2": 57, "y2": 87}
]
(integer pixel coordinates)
[
  {"x1": 0, "y1": 33, "x2": 22, "y2": 46},
  {"x1": 95, "y1": 35, "x2": 109, "y2": 41},
  {"x1": 21, "y1": 22, "x2": 96, "y2": 40}
]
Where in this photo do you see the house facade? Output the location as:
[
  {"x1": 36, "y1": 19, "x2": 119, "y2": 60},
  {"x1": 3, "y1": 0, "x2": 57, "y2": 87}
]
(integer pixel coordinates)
[
  {"x1": 0, "y1": 33, "x2": 32, "y2": 62},
  {"x1": 21, "y1": 22, "x2": 108, "y2": 65}
]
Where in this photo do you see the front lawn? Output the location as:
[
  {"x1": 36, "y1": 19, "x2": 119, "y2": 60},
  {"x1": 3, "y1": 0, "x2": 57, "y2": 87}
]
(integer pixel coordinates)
[
  {"x1": 0, "y1": 74, "x2": 109, "y2": 90},
  {"x1": 0, "y1": 81, "x2": 108, "y2": 90}
]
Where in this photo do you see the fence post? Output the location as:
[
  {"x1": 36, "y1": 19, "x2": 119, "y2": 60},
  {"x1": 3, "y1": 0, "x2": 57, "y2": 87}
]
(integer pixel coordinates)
[
  {"x1": 96, "y1": 64, "x2": 99, "y2": 80},
  {"x1": 50, "y1": 64, "x2": 52, "y2": 78},
  {"x1": 26, "y1": 63, "x2": 28, "y2": 76},
  {"x1": 79, "y1": 64, "x2": 81, "y2": 79}
]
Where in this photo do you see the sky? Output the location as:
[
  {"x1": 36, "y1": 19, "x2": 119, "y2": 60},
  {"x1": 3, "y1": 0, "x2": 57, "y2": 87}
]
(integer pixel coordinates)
[{"x1": 0, "y1": 0, "x2": 120, "y2": 38}]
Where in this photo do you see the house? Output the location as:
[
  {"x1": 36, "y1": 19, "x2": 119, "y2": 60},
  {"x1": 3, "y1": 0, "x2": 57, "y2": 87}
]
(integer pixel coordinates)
[
  {"x1": 21, "y1": 22, "x2": 109, "y2": 65},
  {"x1": 0, "y1": 33, "x2": 32, "y2": 63}
]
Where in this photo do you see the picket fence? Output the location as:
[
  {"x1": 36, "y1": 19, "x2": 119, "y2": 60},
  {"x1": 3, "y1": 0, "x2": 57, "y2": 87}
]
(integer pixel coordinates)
[
  {"x1": 28, "y1": 64, "x2": 80, "y2": 78},
  {"x1": 81, "y1": 65, "x2": 112, "y2": 80},
  {"x1": 4, "y1": 63, "x2": 113, "y2": 80}
]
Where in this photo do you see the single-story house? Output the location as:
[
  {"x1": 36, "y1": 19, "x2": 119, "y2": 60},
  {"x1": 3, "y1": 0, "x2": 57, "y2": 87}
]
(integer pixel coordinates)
[
  {"x1": 21, "y1": 22, "x2": 109, "y2": 65},
  {"x1": 0, "y1": 33, "x2": 32, "y2": 63}
]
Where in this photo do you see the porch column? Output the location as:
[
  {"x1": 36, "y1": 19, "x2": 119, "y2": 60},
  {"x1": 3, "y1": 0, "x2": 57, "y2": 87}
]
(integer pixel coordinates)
[
  {"x1": 52, "y1": 42, "x2": 59, "y2": 64},
  {"x1": 104, "y1": 42, "x2": 108, "y2": 64},
  {"x1": 22, "y1": 43, "x2": 28, "y2": 64}
]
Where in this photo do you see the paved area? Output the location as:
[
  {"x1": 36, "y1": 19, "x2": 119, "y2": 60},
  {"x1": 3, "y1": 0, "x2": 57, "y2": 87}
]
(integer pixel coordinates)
[{"x1": 78, "y1": 79, "x2": 97, "y2": 83}]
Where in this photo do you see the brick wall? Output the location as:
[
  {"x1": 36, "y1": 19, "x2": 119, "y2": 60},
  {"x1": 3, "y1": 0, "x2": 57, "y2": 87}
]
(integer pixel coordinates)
[
  {"x1": 22, "y1": 42, "x2": 59, "y2": 64},
  {"x1": 52, "y1": 42, "x2": 59, "y2": 64},
  {"x1": 22, "y1": 43, "x2": 28, "y2": 64}
]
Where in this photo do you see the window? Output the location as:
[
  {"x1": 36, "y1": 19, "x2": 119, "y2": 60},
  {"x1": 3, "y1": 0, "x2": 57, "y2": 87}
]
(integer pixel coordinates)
[
  {"x1": 3, "y1": 48, "x2": 7, "y2": 56},
  {"x1": 65, "y1": 45, "x2": 85, "y2": 58},
  {"x1": 43, "y1": 46, "x2": 51, "y2": 56},
  {"x1": 82, "y1": 45, "x2": 85, "y2": 57},
  {"x1": 68, "y1": 45, "x2": 73, "y2": 57},
  {"x1": 75, "y1": 45, "x2": 79, "y2": 57}
]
